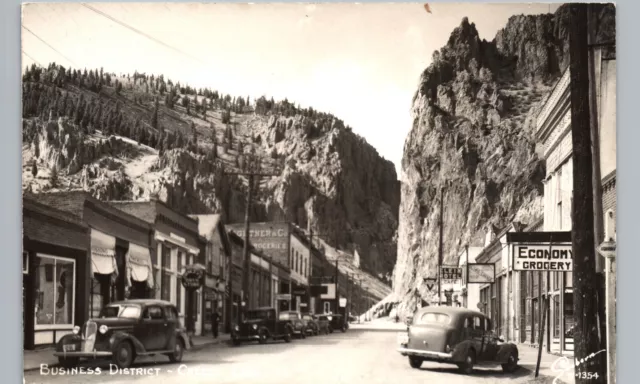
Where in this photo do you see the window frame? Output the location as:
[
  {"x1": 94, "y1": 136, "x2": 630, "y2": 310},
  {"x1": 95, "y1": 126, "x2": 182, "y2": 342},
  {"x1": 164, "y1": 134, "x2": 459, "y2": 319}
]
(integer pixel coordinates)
[{"x1": 33, "y1": 253, "x2": 76, "y2": 330}]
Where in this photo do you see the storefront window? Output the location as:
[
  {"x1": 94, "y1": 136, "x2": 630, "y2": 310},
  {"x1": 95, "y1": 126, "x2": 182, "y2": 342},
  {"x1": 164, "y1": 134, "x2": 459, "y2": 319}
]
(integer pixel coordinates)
[
  {"x1": 553, "y1": 295, "x2": 560, "y2": 338},
  {"x1": 564, "y1": 291, "x2": 575, "y2": 340},
  {"x1": 34, "y1": 255, "x2": 75, "y2": 327},
  {"x1": 161, "y1": 271, "x2": 171, "y2": 301}
]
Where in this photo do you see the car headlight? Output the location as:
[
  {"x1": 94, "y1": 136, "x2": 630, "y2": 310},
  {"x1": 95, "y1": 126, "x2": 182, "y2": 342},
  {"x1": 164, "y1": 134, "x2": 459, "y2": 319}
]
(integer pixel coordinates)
[
  {"x1": 72, "y1": 326, "x2": 80, "y2": 335},
  {"x1": 99, "y1": 325, "x2": 108, "y2": 334},
  {"x1": 234, "y1": 325, "x2": 239, "y2": 331},
  {"x1": 327, "y1": 316, "x2": 332, "y2": 321},
  {"x1": 252, "y1": 324, "x2": 258, "y2": 330}
]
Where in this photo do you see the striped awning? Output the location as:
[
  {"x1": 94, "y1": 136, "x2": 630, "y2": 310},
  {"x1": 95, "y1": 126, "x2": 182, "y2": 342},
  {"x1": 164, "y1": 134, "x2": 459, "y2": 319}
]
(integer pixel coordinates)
[
  {"x1": 126, "y1": 243, "x2": 154, "y2": 288},
  {"x1": 90, "y1": 229, "x2": 117, "y2": 277}
]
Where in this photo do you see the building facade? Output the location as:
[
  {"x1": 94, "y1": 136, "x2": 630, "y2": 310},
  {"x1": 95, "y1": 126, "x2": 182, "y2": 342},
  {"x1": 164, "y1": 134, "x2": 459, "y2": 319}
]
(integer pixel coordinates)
[
  {"x1": 459, "y1": 245, "x2": 484, "y2": 310},
  {"x1": 532, "y1": 48, "x2": 616, "y2": 355},
  {"x1": 289, "y1": 230, "x2": 311, "y2": 312},
  {"x1": 109, "y1": 198, "x2": 202, "y2": 333},
  {"x1": 23, "y1": 197, "x2": 90, "y2": 350},
  {"x1": 190, "y1": 214, "x2": 231, "y2": 336},
  {"x1": 36, "y1": 192, "x2": 154, "y2": 324}
]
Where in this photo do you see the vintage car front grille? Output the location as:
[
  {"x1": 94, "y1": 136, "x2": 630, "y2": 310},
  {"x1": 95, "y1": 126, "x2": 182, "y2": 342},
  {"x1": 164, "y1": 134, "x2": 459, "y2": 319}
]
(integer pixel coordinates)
[{"x1": 81, "y1": 321, "x2": 98, "y2": 352}]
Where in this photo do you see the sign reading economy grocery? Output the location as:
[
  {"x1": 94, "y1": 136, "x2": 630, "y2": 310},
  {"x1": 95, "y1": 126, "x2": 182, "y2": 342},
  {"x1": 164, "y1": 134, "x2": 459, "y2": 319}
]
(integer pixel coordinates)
[
  {"x1": 507, "y1": 231, "x2": 573, "y2": 272},
  {"x1": 227, "y1": 222, "x2": 289, "y2": 265},
  {"x1": 513, "y1": 244, "x2": 573, "y2": 271}
]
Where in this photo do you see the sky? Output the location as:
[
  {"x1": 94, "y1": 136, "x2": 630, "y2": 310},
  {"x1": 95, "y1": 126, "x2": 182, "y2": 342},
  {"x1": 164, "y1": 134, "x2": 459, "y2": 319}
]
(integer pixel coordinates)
[{"x1": 21, "y1": 2, "x2": 560, "y2": 173}]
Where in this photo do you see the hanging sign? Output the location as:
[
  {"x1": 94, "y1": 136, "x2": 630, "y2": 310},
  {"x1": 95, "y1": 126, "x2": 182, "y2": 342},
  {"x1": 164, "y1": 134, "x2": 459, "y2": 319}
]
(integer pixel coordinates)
[
  {"x1": 467, "y1": 263, "x2": 495, "y2": 284},
  {"x1": 512, "y1": 244, "x2": 573, "y2": 271},
  {"x1": 423, "y1": 277, "x2": 437, "y2": 291},
  {"x1": 440, "y1": 266, "x2": 462, "y2": 283},
  {"x1": 339, "y1": 298, "x2": 347, "y2": 307},
  {"x1": 181, "y1": 267, "x2": 204, "y2": 290}
]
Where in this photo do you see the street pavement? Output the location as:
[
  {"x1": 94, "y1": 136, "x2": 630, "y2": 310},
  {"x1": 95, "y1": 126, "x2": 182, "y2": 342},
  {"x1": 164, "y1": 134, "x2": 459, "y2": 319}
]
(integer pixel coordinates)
[{"x1": 24, "y1": 330, "x2": 563, "y2": 384}]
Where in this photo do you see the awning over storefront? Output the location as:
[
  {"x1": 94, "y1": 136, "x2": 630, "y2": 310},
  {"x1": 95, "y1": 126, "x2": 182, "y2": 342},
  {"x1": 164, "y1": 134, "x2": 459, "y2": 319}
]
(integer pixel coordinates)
[
  {"x1": 90, "y1": 229, "x2": 117, "y2": 277},
  {"x1": 126, "y1": 243, "x2": 154, "y2": 288},
  {"x1": 154, "y1": 231, "x2": 200, "y2": 255}
]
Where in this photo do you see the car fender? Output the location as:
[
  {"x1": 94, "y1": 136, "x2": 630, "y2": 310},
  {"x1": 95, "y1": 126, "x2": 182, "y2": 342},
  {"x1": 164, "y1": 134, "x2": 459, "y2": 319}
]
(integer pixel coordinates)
[
  {"x1": 451, "y1": 340, "x2": 476, "y2": 362},
  {"x1": 496, "y1": 343, "x2": 519, "y2": 363},
  {"x1": 258, "y1": 326, "x2": 271, "y2": 337},
  {"x1": 171, "y1": 328, "x2": 191, "y2": 350},
  {"x1": 110, "y1": 332, "x2": 146, "y2": 354},
  {"x1": 55, "y1": 334, "x2": 82, "y2": 352}
]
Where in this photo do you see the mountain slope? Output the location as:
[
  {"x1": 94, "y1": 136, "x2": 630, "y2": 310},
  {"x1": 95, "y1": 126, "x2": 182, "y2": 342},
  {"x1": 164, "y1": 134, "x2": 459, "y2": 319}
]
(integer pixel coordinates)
[
  {"x1": 21, "y1": 64, "x2": 399, "y2": 301},
  {"x1": 393, "y1": 4, "x2": 616, "y2": 313}
]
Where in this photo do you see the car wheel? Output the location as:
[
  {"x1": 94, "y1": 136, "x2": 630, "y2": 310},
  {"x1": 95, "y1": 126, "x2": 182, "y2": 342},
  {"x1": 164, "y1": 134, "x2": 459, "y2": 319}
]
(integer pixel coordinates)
[
  {"x1": 457, "y1": 350, "x2": 475, "y2": 375},
  {"x1": 169, "y1": 337, "x2": 184, "y2": 363},
  {"x1": 409, "y1": 356, "x2": 423, "y2": 369},
  {"x1": 57, "y1": 357, "x2": 79, "y2": 368},
  {"x1": 283, "y1": 327, "x2": 292, "y2": 343},
  {"x1": 501, "y1": 352, "x2": 518, "y2": 373},
  {"x1": 112, "y1": 341, "x2": 135, "y2": 369},
  {"x1": 258, "y1": 329, "x2": 268, "y2": 345}
]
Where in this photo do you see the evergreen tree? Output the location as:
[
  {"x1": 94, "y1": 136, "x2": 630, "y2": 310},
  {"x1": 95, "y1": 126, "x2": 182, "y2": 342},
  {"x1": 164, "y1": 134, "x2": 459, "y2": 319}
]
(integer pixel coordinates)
[
  {"x1": 50, "y1": 165, "x2": 59, "y2": 188},
  {"x1": 151, "y1": 98, "x2": 159, "y2": 129},
  {"x1": 191, "y1": 121, "x2": 198, "y2": 144},
  {"x1": 31, "y1": 162, "x2": 38, "y2": 178}
]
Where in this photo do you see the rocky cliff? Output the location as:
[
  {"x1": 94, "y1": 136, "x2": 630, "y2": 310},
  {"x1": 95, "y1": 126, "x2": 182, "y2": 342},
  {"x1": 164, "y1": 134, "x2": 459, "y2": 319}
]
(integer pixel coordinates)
[
  {"x1": 393, "y1": 4, "x2": 615, "y2": 313},
  {"x1": 22, "y1": 90, "x2": 399, "y2": 282}
]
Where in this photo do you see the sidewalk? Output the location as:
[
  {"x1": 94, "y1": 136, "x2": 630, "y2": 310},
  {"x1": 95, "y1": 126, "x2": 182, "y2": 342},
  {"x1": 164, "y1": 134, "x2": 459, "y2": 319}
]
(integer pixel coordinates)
[
  {"x1": 517, "y1": 344, "x2": 575, "y2": 384},
  {"x1": 23, "y1": 333, "x2": 231, "y2": 372}
]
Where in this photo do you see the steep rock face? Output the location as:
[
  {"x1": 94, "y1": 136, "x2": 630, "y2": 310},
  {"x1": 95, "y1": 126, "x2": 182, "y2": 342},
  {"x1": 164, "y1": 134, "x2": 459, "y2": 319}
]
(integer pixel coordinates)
[
  {"x1": 23, "y1": 110, "x2": 400, "y2": 281},
  {"x1": 393, "y1": 5, "x2": 615, "y2": 313},
  {"x1": 248, "y1": 114, "x2": 400, "y2": 280}
]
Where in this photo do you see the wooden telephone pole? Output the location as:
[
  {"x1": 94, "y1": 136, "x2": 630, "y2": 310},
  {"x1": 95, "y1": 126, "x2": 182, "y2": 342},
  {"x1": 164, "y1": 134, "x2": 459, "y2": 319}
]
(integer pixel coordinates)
[
  {"x1": 438, "y1": 186, "x2": 444, "y2": 305},
  {"x1": 568, "y1": 4, "x2": 606, "y2": 383},
  {"x1": 224, "y1": 155, "x2": 281, "y2": 318}
]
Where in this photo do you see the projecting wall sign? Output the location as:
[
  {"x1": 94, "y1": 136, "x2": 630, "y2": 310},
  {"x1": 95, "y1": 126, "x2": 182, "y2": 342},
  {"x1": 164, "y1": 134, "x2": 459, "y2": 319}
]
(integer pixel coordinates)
[
  {"x1": 512, "y1": 244, "x2": 573, "y2": 271},
  {"x1": 467, "y1": 263, "x2": 495, "y2": 284}
]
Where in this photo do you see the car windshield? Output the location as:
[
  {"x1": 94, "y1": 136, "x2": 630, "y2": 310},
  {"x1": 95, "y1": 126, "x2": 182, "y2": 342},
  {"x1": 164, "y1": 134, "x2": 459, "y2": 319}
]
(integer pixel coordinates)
[
  {"x1": 415, "y1": 312, "x2": 451, "y2": 325},
  {"x1": 247, "y1": 310, "x2": 270, "y2": 320},
  {"x1": 99, "y1": 305, "x2": 141, "y2": 319}
]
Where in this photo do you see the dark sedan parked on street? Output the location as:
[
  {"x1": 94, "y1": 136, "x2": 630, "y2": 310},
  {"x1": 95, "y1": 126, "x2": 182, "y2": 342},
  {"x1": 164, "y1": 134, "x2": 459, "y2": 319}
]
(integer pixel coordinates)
[
  {"x1": 278, "y1": 311, "x2": 307, "y2": 339},
  {"x1": 231, "y1": 307, "x2": 293, "y2": 345},
  {"x1": 397, "y1": 306, "x2": 519, "y2": 374},
  {"x1": 54, "y1": 299, "x2": 190, "y2": 369},
  {"x1": 302, "y1": 313, "x2": 320, "y2": 336}
]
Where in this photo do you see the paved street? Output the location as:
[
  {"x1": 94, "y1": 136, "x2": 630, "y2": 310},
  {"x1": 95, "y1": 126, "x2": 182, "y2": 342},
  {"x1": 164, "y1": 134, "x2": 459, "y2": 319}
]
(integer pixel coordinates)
[{"x1": 24, "y1": 330, "x2": 559, "y2": 384}]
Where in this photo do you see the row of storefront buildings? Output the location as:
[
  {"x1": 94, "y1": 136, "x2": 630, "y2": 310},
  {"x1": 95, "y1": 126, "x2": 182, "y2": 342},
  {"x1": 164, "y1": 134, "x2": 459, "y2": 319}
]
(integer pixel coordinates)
[
  {"x1": 442, "y1": 49, "x2": 616, "y2": 357},
  {"x1": 23, "y1": 192, "x2": 346, "y2": 350}
]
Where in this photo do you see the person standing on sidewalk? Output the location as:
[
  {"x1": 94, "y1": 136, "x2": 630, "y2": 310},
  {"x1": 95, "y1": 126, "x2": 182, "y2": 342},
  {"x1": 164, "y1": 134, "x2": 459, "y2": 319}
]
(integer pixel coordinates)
[{"x1": 211, "y1": 310, "x2": 220, "y2": 338}]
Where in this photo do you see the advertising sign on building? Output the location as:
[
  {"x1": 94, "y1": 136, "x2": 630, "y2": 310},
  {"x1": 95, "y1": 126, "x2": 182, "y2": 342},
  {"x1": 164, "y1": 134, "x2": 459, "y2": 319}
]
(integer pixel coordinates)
[
  {"x1": 181, "y1": 267, "x2": 204, "y2": 290},
  {"x1": 320, "y1": 283, "x2": 336, "y2": 300},
  {"x1": 228, "y1": 222, "x2": 289, "y2": 266},
  {"x1": 467, "y1": 263, "x2": 495, "y2": 284},
  {"x1": 276, "y1": 293, "x2": 292, "y2": 300},
  {"x1": 339, "y1": 298, "x2": 347, "y2": 307},
  {"x1": 441, "y1": 266, "x2": 462, "y2": 283},
  {"x1": 512, "y1": 244, "x2": 573, "y2": 271}
]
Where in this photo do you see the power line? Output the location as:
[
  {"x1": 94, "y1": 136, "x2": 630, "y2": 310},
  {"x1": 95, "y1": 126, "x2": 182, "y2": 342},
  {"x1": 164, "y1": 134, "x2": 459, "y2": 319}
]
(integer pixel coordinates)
[
  {"x1": 81, "y1": 3, "x2": 207, "y2": 66},
  {"x1": 22, "y1": 25, "x2": 77, "y2": 66},
  {"x1": 22, "y1": 50, "x2": 43, "y2": 67}
]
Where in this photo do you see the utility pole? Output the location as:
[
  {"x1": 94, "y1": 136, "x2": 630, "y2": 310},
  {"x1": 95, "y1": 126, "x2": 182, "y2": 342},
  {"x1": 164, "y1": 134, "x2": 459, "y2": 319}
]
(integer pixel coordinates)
[
  {"x1": 568, "y1": 4, "x2": 605, "y2": 383},
  {"x1": 224, "y1": 155, "x2": 281, "y2": 319},
  {"x1": 587, "y1": 3, "x2": 608, "y2": 359},
  {"x1": 438, "y1": 186, "x2": 444, "y2": 306}
]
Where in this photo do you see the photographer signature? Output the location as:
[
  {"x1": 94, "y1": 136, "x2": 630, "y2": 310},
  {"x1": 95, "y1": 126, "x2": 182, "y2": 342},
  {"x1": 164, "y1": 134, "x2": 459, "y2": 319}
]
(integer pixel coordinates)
[{"x1": 550, "y1": 349, "x2": 605, "y2": 384}]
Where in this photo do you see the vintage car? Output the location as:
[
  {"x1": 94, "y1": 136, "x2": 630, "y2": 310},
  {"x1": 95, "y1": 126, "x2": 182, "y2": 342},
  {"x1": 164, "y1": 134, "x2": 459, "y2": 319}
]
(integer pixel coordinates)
[
  {"x1": 397, "y1": 307, "x2": 519, "y2": 374},
  {"x1": 231, "y1": 307, "x2": 294, "y2": 345},
  {"x1": 301, "y1": 313, "x2": 320, "y2": 336},
  {"x1": 314, "y1": 314, "x2": 331, "y2": 335},
  {"x1": 53, "y1": 299, "x2": 190, "y2": 369},
  {"x1": 278, "y1": 311, "x2": 307, "y2": 339},
  {"x1": 327, "y1": 314, "x2": 347, "y2": 333}
]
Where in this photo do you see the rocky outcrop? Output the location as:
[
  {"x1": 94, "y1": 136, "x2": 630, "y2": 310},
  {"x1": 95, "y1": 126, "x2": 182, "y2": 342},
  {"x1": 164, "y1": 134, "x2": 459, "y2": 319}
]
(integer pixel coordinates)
[
  {"x1": 23, "y1": 108, "x2": 400, "y2": 281},
  {"x1": 393, "y1": 4, "x2": 616, "y2": 314}
]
